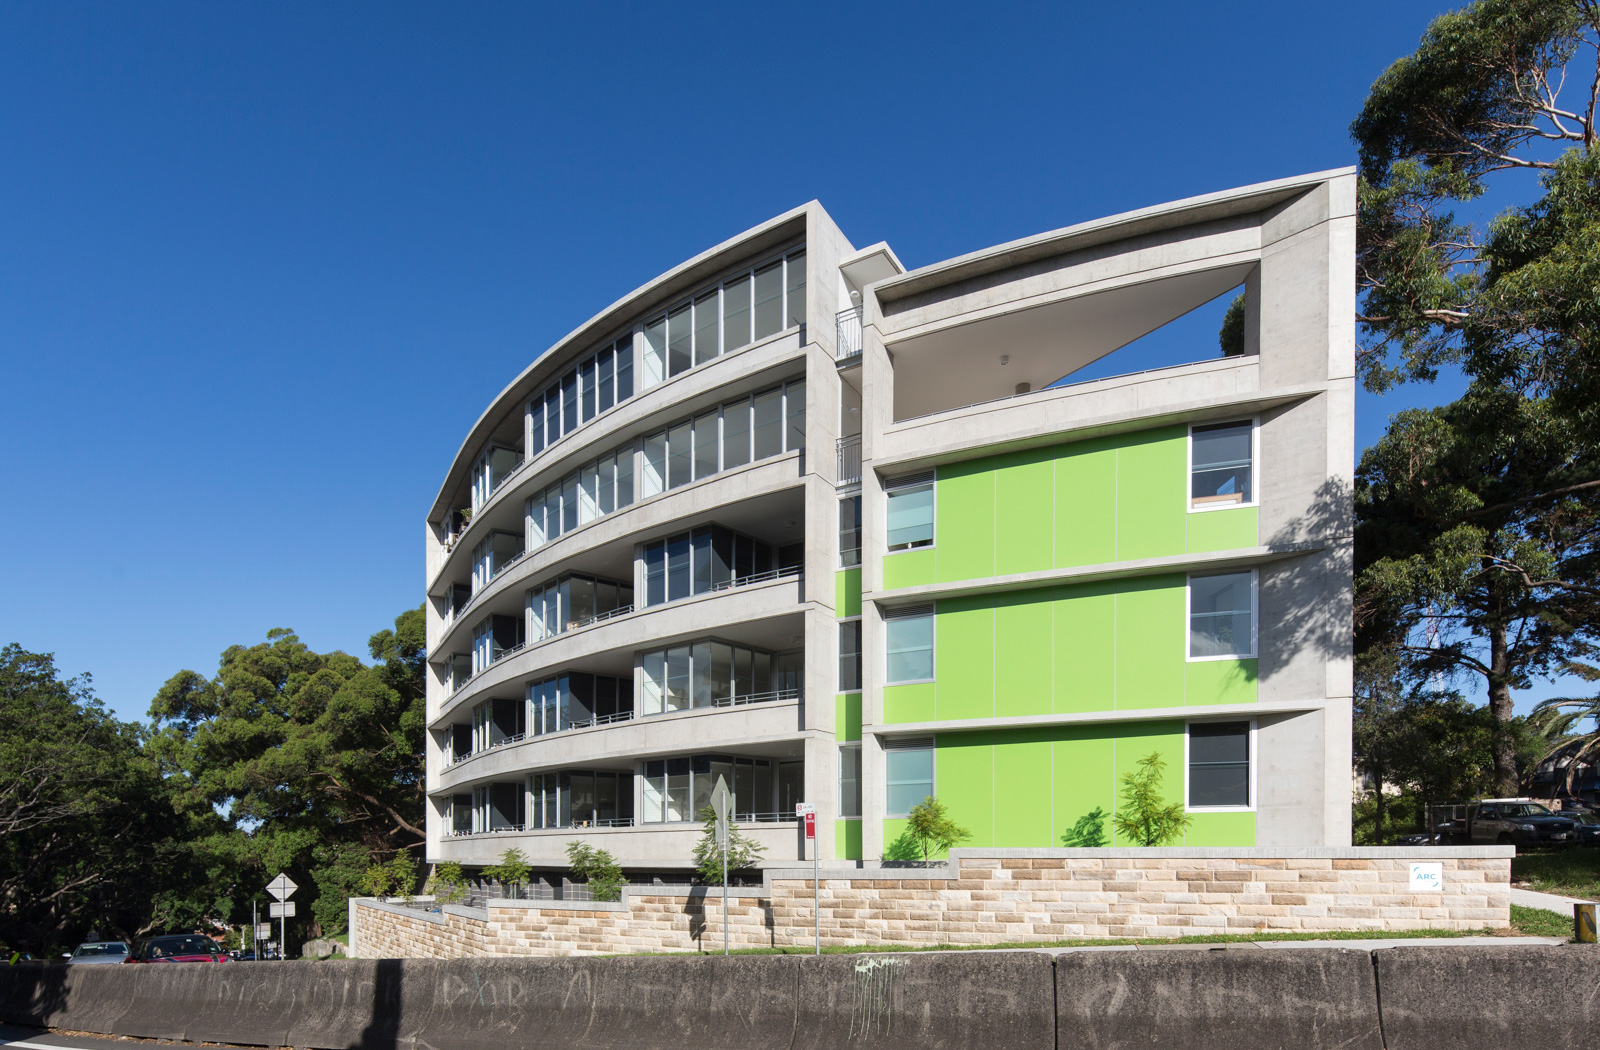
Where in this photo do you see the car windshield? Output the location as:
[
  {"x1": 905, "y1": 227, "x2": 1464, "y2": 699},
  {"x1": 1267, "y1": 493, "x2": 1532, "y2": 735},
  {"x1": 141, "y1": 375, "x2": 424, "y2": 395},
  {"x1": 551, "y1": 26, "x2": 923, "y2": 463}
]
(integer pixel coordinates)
[
  {"x1": 146, "y1": 936, "x2": 218, "y2": 957},
  {"x1": 74, "y1": 943, "x2": 127, "y2": 956},
  {"x1": 1570, "y1": 812, "x2": 1599, "y2": 824},
  {"x1": 1500, "y1": 803, "x2": 1553, "y2": 817}
]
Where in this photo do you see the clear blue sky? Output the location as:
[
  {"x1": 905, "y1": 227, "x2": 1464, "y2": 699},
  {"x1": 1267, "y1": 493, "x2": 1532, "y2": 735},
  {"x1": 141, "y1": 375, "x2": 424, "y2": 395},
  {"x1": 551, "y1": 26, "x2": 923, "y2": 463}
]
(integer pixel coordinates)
[{"x1": 0, "y1": 0, "x2": 1535, "y2": 724}]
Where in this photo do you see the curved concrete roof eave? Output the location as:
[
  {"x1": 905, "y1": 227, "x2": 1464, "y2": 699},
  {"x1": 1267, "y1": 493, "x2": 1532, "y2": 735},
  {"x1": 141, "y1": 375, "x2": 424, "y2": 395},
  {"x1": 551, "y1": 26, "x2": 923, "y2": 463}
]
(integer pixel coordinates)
[
  {"x1": 428, "y1": 200, "x2": 822, "y2": 522},
  {"x1": 868, "y1": 166, "x2": 1358, "y2": 309}
]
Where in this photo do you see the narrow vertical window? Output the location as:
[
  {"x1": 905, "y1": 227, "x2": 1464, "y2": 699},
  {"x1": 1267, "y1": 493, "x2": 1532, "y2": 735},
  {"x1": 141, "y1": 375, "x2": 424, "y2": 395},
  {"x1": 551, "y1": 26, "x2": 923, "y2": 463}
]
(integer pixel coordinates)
[
  {"x1": 561, "y1": 370, "x2": 578, "y2": 434},
  {"x1": 1189, "y1": 571, "x2": 1256, "y2": 658},
  {"x1": 615, "y1": 442, "x2": 634, "y2": 507},
  {"x1": 785, "y1": 380, "x2": 806, "y2": 452},
  {"x1": 753, "y1": 261, "x2": 783, "y2": 340},
  {"x1": 640, "y1": 651, "x2": 666, "y2": 716},
  {"x1": 1191, "y1": 420, "x2": 1254, "y2": 507},
  {"x1": 722, "y1": 397, "x2": 751, "y2": 469},
  {"x1": 694, "y1": 291, "x2": 720, "y2": 366},
  {"x1": 785, "y1": 250, "x2": 807, "y2": 329},
  {"x1": 838, "y1": 619, "x2": 862, "y2": 691},
  {"x1": 527, "y1": 401, "x2": 545, "y2": 457},
  {"x1": 752, "y1": 388, "x2": 783, "y2": 460},
  {"x1": 723, "y1": 273, "x2": 752, "y2": 351},
  {"x1": 615, "y1": 335, "x2": 634, "y2": 400},
  {"x1": 838, "y1": 745, "x2": 862, "y2": 818},
  {"x1": 642, "y1": 432, "x2": 667, "y2": 497},
  {"x1": 597, "y1": 347, "x2": 615, "y2": 413},
  {"x1": 839, "y1": 496, "x2": 862, "y2": 567},
  {"x1": 642, "y1": 317, "x2": 667, "y2": 390},
  {"x1": 667, "y1": 421, "x2": 692, "y2": 489},
  {"x1": 644, "y1": 541, "x2": 666, "y2": 606},
  {"x1": 885, "y1": 607, "x2": 934, "y2": 684},
  {"x1": 544, "y1": 389, "x2": 560, "y2": 448},
  {"x1": 693, "y1": 410, "x2": 720, "y2": 480},
  {"x1": 1189, "y1": 721, "x2": 1251, "y2": 807},
  {"x1": 667, "y1": 303, "x2": 692, "y2": 377},
  {"x1": 580, "y1": 357, "x2": 597, "y2": 422},
  {"x1": 886, "y1": 478, "x2": 935, "y2": 551}
]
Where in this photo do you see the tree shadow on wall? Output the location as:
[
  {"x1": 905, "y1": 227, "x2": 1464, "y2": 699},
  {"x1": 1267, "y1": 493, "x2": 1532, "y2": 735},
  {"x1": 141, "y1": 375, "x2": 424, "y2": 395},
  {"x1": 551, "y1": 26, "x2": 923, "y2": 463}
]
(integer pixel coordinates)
[
  {"x1": 1060, "y1": 807, "x2": 1108, "y2": 848},
  {"x1": 1259, "y1": 475, "x2": 1355, "y2": 679}
]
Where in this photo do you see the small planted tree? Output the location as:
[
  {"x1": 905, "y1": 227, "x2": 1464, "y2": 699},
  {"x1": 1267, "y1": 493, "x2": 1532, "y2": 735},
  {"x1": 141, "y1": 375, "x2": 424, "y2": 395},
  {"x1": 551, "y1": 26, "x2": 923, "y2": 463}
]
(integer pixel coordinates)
[
  {"x1": 905, "y1": 796, "x2": 970, "y2": 862},
  {"x1": 482, "y1": 847, "x2": 531, "y2": 900},
  {"x1": 424, "y1": 861, "x2": 469, "y2": 905},
  {"x1": 565, "y1": 841, "x2": 625, "y2": 902},
  {"x1": 693, "y1": 806, "x2": 767, "y2": 884},
  {"x1": 359, "y1": 849, "x2": 418, "y2": 901},
  {"x1": 1112, "y1": 752, "x2": 1192, "y2": 846}
]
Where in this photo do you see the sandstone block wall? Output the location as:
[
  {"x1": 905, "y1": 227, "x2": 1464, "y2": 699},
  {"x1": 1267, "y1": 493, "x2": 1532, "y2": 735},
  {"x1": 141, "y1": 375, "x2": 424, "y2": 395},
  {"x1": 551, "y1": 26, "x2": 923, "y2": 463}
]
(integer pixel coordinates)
[{"x1": 351, "y1": 848, "x2": 1511, "y2": 958}]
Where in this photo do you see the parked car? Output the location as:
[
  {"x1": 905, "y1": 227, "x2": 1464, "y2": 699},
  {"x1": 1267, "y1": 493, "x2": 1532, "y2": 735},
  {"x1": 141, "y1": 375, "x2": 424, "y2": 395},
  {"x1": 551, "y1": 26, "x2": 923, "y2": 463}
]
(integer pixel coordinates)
[
  {"x1": 131, "y1": 935, "x2": 228, "y2": 963},
  {"x1": 1467, "y1": 799, "x2": 1578, "y2": 848},
  {"x1": 66, "y1": 941, "x2": 133, "y2": 965},
  {"x1": 1564, "y1": 809, "x2": 1600, "y2": 845}
]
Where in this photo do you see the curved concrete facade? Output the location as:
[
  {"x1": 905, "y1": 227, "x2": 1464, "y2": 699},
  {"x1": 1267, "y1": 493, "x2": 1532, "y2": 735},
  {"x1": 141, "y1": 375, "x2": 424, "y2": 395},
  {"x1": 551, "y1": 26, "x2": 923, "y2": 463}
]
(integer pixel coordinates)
[{"x1": 426, "y1": 173, "x2": 1355, "y2": 885}]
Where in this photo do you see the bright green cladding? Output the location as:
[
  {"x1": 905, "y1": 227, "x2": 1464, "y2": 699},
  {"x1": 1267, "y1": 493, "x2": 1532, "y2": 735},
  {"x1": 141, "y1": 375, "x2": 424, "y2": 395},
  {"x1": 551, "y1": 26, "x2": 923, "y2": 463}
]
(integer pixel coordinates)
[
  {"x1": 882, "y1": 576, "x2": 1257, "y2": 721},
  {"x1": 880, "y1": 425, "x2": 1258, "y2": 588},
  {"x1": 835, "y1": 694, "x2": 861, "y2": 741},
  {"x1": 915, "y1": 723, "x2": 1255, "y2": 849},
  {"x1": 835, "y1": 569, "x2": 861, "y2": 618},
  {"x1": 835, "y1": 818, "x2": 862, "y2": 860}
]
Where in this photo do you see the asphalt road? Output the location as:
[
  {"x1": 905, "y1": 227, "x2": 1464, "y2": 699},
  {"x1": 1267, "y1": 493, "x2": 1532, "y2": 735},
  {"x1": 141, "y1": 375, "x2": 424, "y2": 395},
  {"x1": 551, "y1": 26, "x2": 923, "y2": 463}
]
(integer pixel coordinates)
[{"x1": 1, "y1": 1023, "x2": 163, "y2": 1050}]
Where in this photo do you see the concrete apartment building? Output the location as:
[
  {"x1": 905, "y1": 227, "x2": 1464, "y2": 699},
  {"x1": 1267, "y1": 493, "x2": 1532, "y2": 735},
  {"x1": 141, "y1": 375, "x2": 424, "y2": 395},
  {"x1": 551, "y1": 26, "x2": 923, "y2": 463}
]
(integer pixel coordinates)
[{"x1": 424, "y1": 169, "x2": 1355, "y2": 886}]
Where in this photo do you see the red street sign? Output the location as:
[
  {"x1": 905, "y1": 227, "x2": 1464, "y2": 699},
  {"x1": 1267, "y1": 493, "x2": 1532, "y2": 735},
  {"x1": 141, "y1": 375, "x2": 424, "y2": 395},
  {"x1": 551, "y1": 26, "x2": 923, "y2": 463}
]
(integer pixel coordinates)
[{"x1": 804, "y1": 812, "x2": 816, "y2": 839}]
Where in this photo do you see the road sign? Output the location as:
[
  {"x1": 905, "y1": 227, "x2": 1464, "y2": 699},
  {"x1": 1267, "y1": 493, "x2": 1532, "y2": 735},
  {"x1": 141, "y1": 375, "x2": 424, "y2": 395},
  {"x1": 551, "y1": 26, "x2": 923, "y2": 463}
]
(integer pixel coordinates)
[
  {"x1": 256, "y1": 923, "x2": 272, "y2": 939},
  {"x1": 795, "y1": 802, "x2": 815, "y2": 817},
  {"x1": 266, "y1": 873, "x2": 298, "y2": 901},
  {"x1": 804, "y1": 811, "x2": 817, "y2": 839},
  {"x1": 269, "y1": 901, "x2": 296, "y2": 918},
  {"x1": 711, "y1": 775, "x2": 732, "y2": 846}
]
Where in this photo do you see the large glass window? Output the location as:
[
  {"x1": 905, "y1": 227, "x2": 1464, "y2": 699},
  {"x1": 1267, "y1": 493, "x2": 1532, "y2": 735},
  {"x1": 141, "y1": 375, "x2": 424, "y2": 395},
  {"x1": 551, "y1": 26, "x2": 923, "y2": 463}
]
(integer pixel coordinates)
[
  {"x1": 641, "y1": 754, "x2": 791, "y2": 823},
  {"x1": 694, "y1": 410, "x2": 719, "y2": 480},
  {"x1": 636, "y1": 380, "x2": 804, "y2": 501},
  {"x1": 1189, "y1": 721, "x2": 1250, "y2": 807},
  {"x1": 471, "y1": 445, "x2": 523, "y2": 512},
  {"x1": 694, "y1": 292, "x2": 720, "y2": 366},
  {"x1": 1189, "y1": 572, "x2": 1255, "y2": 658},
  {"x1": 785, "y1": 250, "x2": 807, "y2": 329},
  {"x1": 723, "y1": 273, "x2": 751, "y2": 351},
  {"x1": 471, "y1": 530, "x2": 524, "y2": 593},
  {"x1": 839, "y1": 496, "x2": 861, "y2": 567},
  {"x1": 528, "y1": 672, "x2": 633, "y2": 735},
  {"x1": 886, "y1": 608, "x2": 934, "y2": 683},
  {"x1": 839, "y1": 619, "x2": 862, "y2": 691},
  {"x1": 753, "y1": 260, "x2": 783, "y2": 341},
  {"x1": 529, "y1": 770, "x2": 633, "y2": 828},
  {"x1": 526, "y1": 572, "x2": 634, "y2": 643},
  {"x1": 1191, "y1": 421, "x2": 1254, "y2": 507},
  {"x1": 838, "y1": 745, "x2": 862, "y2": 819},
  {"x1": 636, "y1": 639, "x2": 783, "y2": 716},
  {"x1": 642, "y1": 317, "x2": 667, "y2": 389},
  {"x1": 640, "y1": 525, "x2": 775, "y2": 607},
  {"x1": 887, "y1": 480, "x2": 934, "y2": 551},
  {"x1": 752, "y1": 388, "x2": 783, "y2": 460},
  {"x1": 667, "y1": 303, "x2": 692, "y2": 377},
  {"x1": 886, "y1": 746, "x2": 933, "y2": 816}
]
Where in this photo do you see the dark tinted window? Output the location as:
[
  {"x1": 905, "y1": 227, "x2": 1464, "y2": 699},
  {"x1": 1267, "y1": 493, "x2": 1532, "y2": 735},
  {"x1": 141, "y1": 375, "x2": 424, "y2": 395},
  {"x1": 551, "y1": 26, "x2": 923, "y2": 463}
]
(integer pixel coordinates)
[{"x1": 1189, "y1": 722, "x2": 1249, "y2": 807}]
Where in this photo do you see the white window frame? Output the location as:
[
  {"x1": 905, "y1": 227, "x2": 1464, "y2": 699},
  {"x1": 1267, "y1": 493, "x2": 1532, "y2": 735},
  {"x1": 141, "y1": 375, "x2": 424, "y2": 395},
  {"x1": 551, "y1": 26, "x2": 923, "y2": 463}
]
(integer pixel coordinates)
[
  {"x1": 1183, "y1": 718, "x2": 1257, "y2": 812},
  {"x1": 884, "y1": 737, "x2": 936, "y2": 818},
  {"x1": 837, "y1": 743, "x2": 863, "y2": 820},
  {"x1": 884, "y1": 604, "x2": 937, "y2": 685},
  {"x1": 1186, "y1": 416, "x2": 1260, "y2": 514},
  {"x1": 1185, "y1": 568, "x2": 1259, "y2": 662},
  {"x1": 885, "y1": 474, "x2": 936, "y2": 554},
  {"x1": 837, "y1": 615, "x2": 863, "y2": 693}
]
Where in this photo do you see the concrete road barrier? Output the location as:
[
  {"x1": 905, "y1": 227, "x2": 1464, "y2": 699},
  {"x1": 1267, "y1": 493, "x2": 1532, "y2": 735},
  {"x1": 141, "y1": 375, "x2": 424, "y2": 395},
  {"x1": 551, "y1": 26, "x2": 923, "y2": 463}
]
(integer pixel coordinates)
[
  {"x1": 108, "y1": 961, "x2": 214, "y2": 1040},
  {"x1": 414, "y1": 958, "x2": 595, "y2": 1050},
  {"x1": 44, "y1": 966, "x2": 141, "y2": 1035},
  {"x1": 792, "y1": 951, "x2": 1056, "y2": 1050},
  {"x1": 283, "y1": 959, "x2": 409, "y2": 1050},
  {"x1": 0, "y1": 964, "x2": 74, "y2": 1029},
  {"x1": 1376, "y1": 944, "x2": 1600, "y2": 1050},
  {"x1": 1055, "y1": 947, "x2": 1385, "y2": 1050},
  {"x1": 579, "y1": 955, "x2": 799, "y2": 1050},
  {"x1": 186, "y1": 962, "x2": 311, "y2": 1046}
]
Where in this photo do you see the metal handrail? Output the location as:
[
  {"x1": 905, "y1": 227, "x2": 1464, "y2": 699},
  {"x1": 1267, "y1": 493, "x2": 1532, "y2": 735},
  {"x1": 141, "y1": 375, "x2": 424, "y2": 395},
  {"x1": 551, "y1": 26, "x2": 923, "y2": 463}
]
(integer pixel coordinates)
[
  {"x1": 836, "y1": 435, "x2": 862, "y2": 486},
  {"x1": 568, "y1": 603, "x2": 635, "y2": 631},
  {"x1": 709, "y1": 687, "x2": 801, "y2": 709},
  {"x1": 835, "y1": 306, "x2": 863, "y2": 359},
  {"x1": 562, "y1": 710, "x2": 635, "y2": 730},
  {"x1": 707, "y1": 564, "x2": 801, "y2": 593}
]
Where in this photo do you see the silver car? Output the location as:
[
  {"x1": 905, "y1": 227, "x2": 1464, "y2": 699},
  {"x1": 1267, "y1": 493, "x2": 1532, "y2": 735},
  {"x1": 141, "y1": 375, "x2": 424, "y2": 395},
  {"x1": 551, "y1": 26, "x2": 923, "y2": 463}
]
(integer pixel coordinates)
[{"x1": 67, "y1": 941, "x2": 132, "y2": 965}]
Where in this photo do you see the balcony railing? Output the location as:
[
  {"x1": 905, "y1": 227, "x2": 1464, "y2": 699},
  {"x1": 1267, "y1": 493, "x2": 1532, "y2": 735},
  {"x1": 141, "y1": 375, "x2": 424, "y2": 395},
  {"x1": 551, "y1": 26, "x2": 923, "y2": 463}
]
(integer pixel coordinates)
[
  {"x1": 709, "y1": 686, "x2": 801, "y2": 709},
  {"x1": 837, "y1": 436, "x2": 861, "y2": 486},
  {"x1": 835, "y1": 306, "x2": 863, "y2": 359},
  {"x1": 568, "y1": 604, "x2": 635, "y2": 631},
  {"x1": 563, "y1": 710, "x2": 635, "y2": 730}
]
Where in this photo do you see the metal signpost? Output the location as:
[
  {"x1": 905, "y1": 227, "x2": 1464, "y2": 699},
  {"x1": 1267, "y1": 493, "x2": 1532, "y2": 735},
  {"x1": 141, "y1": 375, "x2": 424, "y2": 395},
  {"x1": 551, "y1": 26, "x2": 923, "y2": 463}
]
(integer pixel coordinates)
[
  {"x1": 267, "y1": 873, "x2": 297, "y2": 961},
  {"x1": 797, "y1": 802, "x2": 818, "y2": 954},
  {"x1": 711, "y1": 776, "x2": 732, "y2": 956}
]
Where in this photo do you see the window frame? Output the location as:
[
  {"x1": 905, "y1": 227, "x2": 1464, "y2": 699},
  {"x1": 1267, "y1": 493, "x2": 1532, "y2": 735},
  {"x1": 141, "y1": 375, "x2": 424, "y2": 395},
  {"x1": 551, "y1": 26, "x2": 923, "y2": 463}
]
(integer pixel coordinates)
[
  {"x1": 884, "y1": 740, "x2": 935, "y2": 818},
  {"x1": 1185, "y1": 568, "x2": 1259, "y2": 662},
  {"x1": 1184, "y1": 718, "x2": 1257, "y2": 812},
  {"x1": 884, "y1": 605, "x2": 936, "y2": 685},
  {"x1": 837, "y1": 616, "x2": 862, "y2": 692},
  {"x1": 1186, "y1": 417, "x2": 1260, "y2": 514},
  {"x1": 838, "y1": 743, "x2": 862, "y2": 820},
  {"x1": 885, "y1": 478, "x2": 936, "y2": 554}
]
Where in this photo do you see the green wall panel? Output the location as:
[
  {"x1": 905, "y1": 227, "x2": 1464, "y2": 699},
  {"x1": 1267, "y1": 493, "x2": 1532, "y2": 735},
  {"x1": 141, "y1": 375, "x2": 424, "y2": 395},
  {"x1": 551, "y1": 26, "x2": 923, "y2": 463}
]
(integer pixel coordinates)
[
  {"x1": 835, "y1": 818, "x2": 863, "y2": 860},
  {"x1": 835, "y1": 568, "x2": 862, "y2": 618},
  {"x1": 994, "y1": 593, "x2": 1055, "y2": 718},
  {"x1": 995, "y1": 447, "x2": 1056, "y2": 575},
  {"x1": 1186, "y1": 505, "x2": 1258, "y2": 553},
  {"x1": 835, "y1": 693, "x2": 862, "y2": 740},
  {"x1": 1052, "y1": 583, "x2": 1116, "y2": 713},
  {"x1": 990, "y1": 730, "x2": 1054, "y2": 846},
  {"x1": 1109, "y1": 720, "x2": 1186, "y2": 846},
  {"x1": 935, "y1": 459, "x2": 997, "y2": 582},
  {"x1": 1112, "y1": 576, "x2": 1185, "y2": 710},
  {"x1": 934, "y1": 597, "x2": 994, "y2": 720},
  {"x1": 932, "y1": 732, "x2": 995, "y2": 847},
  {"x1": 883, "y1": 683, "x2": 935, "y2": 724},
  {"x1": 1052, "y1": 727, "x2": 1118, "y2": 846},
  {"x1": 1114, "y1": 426, "x2": 1187, "y2": 562},
  {"x1": 1186, "y1": 810, "x2": 1256, "y2": 846},
  {"x1": 1185, "y1": 659, "x2": 1258, "y2": 706},
  {"x1": 884, "y1": 549, "x2": 935, "y2": 589},
  {"x1": 1054, "y1": 438, "x2": 1118, "y2": 568}
]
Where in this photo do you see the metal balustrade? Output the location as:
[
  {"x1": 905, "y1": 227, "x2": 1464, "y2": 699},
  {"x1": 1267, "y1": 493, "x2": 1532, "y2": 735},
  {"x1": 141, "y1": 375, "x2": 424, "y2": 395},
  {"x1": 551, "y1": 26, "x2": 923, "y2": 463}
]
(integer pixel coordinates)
[
  {"x1": 835, "y1": 306, "x2": 863, "y2": 359},
  {"x1": 837, "y1": 436, "x2": 862, "y2": 486},
  {"x1": 710, "y1": 687, "x2": 801, "y2": 709}
]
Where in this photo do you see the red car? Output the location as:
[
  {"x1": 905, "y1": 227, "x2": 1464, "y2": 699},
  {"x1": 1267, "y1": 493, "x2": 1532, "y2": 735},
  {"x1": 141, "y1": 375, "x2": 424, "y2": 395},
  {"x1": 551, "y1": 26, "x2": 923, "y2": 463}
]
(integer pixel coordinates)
[{"x1": 131, "y1": 935, "x2": 228, "y2": 963}]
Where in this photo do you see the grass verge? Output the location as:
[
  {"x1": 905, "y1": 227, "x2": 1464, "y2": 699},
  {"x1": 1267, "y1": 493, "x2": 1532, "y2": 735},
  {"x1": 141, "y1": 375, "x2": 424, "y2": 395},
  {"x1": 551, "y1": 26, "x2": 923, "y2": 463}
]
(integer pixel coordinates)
[
  {"x1": 1512, "y1": 846, "x2": 1600, "y2": 899},
  {"x1": 1509, "y1": 903, "x2": 1576, "y2": 939}
]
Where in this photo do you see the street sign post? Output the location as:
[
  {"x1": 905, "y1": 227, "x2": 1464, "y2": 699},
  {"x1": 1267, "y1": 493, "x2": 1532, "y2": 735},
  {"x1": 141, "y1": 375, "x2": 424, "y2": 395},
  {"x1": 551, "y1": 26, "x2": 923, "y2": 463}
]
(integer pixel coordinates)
[
  {"x1": 711, "y1": 776, "x2": 732, "y2": 956},
  {"x1": 256, "y1": 923, "x2": 272, "y2": 940},
  {"x1": 267, "y1": 872, "x2": 297, "y2": 959},
  {"x1": 797, "y1": 802, "x2": 818, "y2": 954}
]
